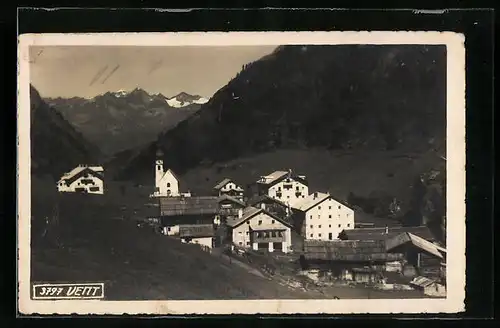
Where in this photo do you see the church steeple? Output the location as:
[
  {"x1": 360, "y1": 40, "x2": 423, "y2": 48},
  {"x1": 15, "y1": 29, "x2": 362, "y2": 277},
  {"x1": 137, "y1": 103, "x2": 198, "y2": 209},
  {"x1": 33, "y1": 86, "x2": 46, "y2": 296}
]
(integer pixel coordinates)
[{"x1": 155, "y1": 148, "x2": 164, "y2": 187}]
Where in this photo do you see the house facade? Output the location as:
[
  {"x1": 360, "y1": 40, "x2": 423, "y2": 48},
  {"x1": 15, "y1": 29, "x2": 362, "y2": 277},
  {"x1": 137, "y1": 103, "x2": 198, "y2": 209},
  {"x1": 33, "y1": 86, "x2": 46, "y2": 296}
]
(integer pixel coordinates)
[
  {"x1": 217, "y1": 195, "x2": 246, "y2": 223},
  {"x1": 248, "y1": 194, "x2": 292, "y2": 220},
  {"x1": 57, "y1": 165, "x2": 104, "y2": 194},
  {"x1": 256, "y1": 170, "x2": 308, "y2": 206},
  {"x1": 226, "y1": 206, "x2": 292, "y2": 253},
  {"x1": 158, "y1": 196, "x2": 219, "y2": 247},
  {"x1": 214, "y1": 178, "x2": 245, "y2": 201},
  {"x1": 291, "y1": 192, "x2": 355, "y2": 241}
]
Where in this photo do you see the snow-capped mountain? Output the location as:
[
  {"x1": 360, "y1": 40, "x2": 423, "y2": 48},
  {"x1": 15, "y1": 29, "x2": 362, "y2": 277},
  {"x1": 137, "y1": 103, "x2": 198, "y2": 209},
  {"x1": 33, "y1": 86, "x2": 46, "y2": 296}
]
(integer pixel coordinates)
[
  {"x1": 45, "y1": 88, "x2": 207, "y2": 156},
  {"x1": 166, "y1": 92, "x2": 209, "y2": 108}
]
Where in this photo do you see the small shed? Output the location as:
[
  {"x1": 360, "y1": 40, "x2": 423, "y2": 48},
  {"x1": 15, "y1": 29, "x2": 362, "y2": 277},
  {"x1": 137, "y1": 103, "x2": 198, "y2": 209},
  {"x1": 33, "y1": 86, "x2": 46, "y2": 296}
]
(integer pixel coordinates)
[
  {"x1": 178, "y1": 224, "x2": 215, "y2": 249},
  {"x1": 410, "y1": 276, "x2": 446, "y2": 297}
]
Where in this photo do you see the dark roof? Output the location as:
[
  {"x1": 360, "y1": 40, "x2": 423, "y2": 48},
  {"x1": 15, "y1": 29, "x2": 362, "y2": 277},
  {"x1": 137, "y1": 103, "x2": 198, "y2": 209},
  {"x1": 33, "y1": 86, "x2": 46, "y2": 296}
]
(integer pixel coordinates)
[
  {"x1": 257, "y1": 171, "x2": 309, "y2": 188},
  {"x1": 62, "y1": 167, "x2": 104, "y2": 185},
  {"x1": 354, "y1": 210, "x2": 403, "y2": 228},
  {"x1": 226, "y1": 206, "x2": 292, "y2": 229},
  {"x1": 179, "y1": 224, "x2": 214, "y2": 238},
  {"x1": 159, "y1": 196, "x2": 219, "y2": 216},
  {"x1": 338, "y1": 226, "x2": 435, "y2": 242},
  {"x1": 213, "y1": 178, "x2": 232, "y2": 190},
  {"x1": 247, "y1": 194, "x2": 289, "y2": 208},
  {"x1": 303, "y1": 240, "x2": 404, "y2": 262},
  {"x1": 218, "y1": 194, "x2": 246, "y2": 207}
]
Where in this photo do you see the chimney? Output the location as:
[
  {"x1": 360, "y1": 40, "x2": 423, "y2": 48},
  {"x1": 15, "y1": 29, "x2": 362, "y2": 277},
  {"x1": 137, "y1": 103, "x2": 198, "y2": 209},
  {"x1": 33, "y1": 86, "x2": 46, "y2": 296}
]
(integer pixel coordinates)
[
  {"x1": 385, "y1": 226, "x2": 389, "y2": 234},
  {"x1": 238, "y1": 208, "x2": 243, "y2": 219},
  {"x1": 314, "y1": 192, "x2": 318, "y2": 199},
  {"x1": 260, "y1": 203, "x2": 266, "y2": 210}
]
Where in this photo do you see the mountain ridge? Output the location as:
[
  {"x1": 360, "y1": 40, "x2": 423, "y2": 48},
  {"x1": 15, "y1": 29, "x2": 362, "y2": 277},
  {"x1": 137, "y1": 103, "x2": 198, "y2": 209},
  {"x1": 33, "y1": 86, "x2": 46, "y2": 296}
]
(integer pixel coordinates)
[{"x1": 45, "y1": 89, "x2": 208, "y2": 156}]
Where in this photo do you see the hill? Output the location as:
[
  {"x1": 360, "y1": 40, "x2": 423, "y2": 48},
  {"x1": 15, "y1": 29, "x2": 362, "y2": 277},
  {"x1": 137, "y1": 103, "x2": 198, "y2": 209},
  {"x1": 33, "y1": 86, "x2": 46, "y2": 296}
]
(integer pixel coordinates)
[
  {"x1": 30, "y1": 85, "x2": 101, "y2": 180},
  {"x1": 45, "y1": 89, "x2": 205, "y2": 157},
  {"x1": 30, "y1": 185, "x2": 322, "y2": 300},
  {"x1": 115, "y1": 45, "x2": 446, "y2": 183}
]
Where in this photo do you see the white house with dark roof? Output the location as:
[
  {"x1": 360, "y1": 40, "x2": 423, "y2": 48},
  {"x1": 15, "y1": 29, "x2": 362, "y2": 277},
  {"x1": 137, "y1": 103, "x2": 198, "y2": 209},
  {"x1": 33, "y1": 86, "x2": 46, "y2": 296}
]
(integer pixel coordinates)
[
  {"x1": 226, "y1": 206, "x2": 292, "y2": 253},
  {"x1": 213, "y1": 178, "x2": 244, "y2": 201},
  {"x1": 151, "y1": 149, "x2": 191, "y2": 198},
  {"x1": 57, "y1": 165, "x2": 104, "y2": 194},
  {"x1": 291, "y1": 191, "x2": 355, "y2": 241},
  {"x1": 256, "y1": 169, "x2": 308, "y2": 206}
]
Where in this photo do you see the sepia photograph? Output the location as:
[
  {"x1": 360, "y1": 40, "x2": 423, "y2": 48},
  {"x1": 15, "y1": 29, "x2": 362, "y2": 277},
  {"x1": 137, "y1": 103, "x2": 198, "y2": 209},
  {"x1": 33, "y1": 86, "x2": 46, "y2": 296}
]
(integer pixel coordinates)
[{"x1": 17, "y1": 32, "x2": 466, "y2": 315}]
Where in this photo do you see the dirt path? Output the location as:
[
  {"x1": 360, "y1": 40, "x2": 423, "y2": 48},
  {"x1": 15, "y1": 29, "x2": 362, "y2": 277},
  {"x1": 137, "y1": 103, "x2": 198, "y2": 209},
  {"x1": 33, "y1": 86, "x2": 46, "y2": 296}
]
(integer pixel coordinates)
[{"x1": 210, "y1": 248, "x2": 268, "y2": 279}]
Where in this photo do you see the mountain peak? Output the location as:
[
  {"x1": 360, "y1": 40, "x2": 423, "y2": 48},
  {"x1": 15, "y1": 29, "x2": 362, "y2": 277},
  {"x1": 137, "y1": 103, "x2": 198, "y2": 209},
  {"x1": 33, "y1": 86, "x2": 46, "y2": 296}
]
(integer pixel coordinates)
[{"x1": 167, "y1": 92, "x2": 209, "y2": 108}]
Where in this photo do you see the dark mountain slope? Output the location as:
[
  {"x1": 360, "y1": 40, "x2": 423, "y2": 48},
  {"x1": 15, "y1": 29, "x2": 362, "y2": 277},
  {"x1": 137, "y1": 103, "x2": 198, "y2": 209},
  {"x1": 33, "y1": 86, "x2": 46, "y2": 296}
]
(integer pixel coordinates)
[
  {"x1": 46, "y1": 88, "x2": 202, "y2": 157},
  {"x1": 116, "y1": 45, "x2": 446, "y2": 182},
  {"x1": 30, "y1": 85, "x2": 101, "y2": 179}
]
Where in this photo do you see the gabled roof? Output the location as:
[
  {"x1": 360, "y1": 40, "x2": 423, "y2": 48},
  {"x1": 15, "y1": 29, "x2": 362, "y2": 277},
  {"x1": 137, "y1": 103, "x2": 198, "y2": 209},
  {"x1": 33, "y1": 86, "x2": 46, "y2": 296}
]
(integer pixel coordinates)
[
  {"x1": 59, "y1": 166, "x2": 104, "y2": 185},
  {"x1": 58, "y1": 165, "x2": 104, "y2": 183},
  {"x1": 159, "y1": 168, "x2": 180, "y2": 182},
  {"x1": 338, "y1": 226, "x2": 436, "y2": 242},
  {"x1": 226, "y1": 206, "x2": 292, "y2": 229},
  {"x1": 213, "y1": 178, "x2": 242, "y2": 190},
  {"x1": 386, "y1": 232, "x2": 446, "y2": 259},
  {"x1": 159, "y1": 196, "x2": 219, "y2": 216},
  {"x1": 410, "y1": 276, "x2": 439, "y2": 288},
  {"x1": 247, "y1": 194, "x2": 289, "y2": 208},
  {"x1": 290, "y1": 192, "x2": 330, "y2": 211},
  {"x1": 218, "y1": 194, "x2": 246, "y2": 207},
  {"x1": 256, "y1": 170, "x2": 308, "y2": 187}
]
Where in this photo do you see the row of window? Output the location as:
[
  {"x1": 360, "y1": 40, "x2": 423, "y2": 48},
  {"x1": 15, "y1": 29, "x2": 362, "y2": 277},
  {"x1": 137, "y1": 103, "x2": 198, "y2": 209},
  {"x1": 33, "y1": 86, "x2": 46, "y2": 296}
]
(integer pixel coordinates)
[
  {"x1": 246, "y1": 219, "x2": 275, "y2": 225},
  {"x1": 310, "y1": 232, "x2": 336, "y2": 240},
  {"x1": 309, "y1": 223, "x2": 351, "y2": 229},
  {"x1": 277, "y1": 186, "x2": 305, "y2": 192},
  {"x1": 309, "y1": 213, "x2": 350, "y2": 219}
]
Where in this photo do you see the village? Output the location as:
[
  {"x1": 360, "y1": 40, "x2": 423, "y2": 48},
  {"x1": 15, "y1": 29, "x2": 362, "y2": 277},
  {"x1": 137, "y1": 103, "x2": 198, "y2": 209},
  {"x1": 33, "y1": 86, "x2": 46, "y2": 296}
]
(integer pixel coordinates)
[{"x1": 55, "y1": 148, "x2": 447, "y2": 298}]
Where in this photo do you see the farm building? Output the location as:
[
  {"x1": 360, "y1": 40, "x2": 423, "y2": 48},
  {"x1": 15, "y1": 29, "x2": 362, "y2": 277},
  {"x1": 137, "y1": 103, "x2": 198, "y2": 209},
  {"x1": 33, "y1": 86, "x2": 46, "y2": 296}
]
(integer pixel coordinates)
[
  {"x1": 225, "y1": 206, "x2": 293, "y2": 253},
  {"x1": 151, "y1": 149, "x2": 191, "y2": 198},
  {"x1": 157, "y1": 196, "x2": 219, "y2": 244},
  {"x1": 301, "y1": 239, "x2": 404, "y2": 283},
  {"x1": 291, "y1": 192, "x2": 355, "y2": 242},
  {"x1": 410, "y1": 276, "x2": 446, "y2": 297},
  {"x1": 217, "y1": 195, "x2": 246, "y2": 221},
  {"x1": 256, "y1": 169, "x2": 308, "y2": 206},
  {"x1": 178, "y1": 224, "x2": 215, "y2": 249},
  {"x1": 213, "y1": 178, "x2": 245, "y2": 201},
  {"x1": 247, "y1": 194, "x2": 292, "y2": 220},
  {"x1": 338, "y1": 225, "x2": 437, "y2": 242},
  {"x1": 57, "y1": 165, "x2": 104, "y2": 194}
]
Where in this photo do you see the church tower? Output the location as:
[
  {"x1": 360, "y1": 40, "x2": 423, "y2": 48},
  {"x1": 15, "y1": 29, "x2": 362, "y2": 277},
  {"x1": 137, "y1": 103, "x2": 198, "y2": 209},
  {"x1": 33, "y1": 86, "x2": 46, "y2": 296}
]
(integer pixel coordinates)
[{"x1": 155, "y1": 148, "x2": 164, "y2": 189}]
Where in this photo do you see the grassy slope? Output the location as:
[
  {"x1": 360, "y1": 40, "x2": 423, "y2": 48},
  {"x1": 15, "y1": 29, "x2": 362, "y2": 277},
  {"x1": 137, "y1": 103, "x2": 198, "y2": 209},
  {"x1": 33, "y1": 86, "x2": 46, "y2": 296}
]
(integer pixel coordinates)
[
  {"x1": 181, "y1": 148, "x2": 441, "y2": 209},
  {"x1": 30, "y1": 179, "x2": 321, "y2": 300}
]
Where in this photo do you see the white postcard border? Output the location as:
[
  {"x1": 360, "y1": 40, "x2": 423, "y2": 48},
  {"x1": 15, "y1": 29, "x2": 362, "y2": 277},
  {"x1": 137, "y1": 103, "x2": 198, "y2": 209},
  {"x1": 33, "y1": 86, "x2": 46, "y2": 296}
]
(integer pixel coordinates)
[{"x1": 17, "y1": 31, "x2": 466, "y2": 315}]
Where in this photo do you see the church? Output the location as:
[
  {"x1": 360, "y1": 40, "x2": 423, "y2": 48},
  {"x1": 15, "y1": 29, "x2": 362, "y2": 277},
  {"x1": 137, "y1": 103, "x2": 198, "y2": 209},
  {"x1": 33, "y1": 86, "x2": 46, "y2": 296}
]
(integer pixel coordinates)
[{"x1": 150, "y1": 149, "x2": 191, "y2": 198}]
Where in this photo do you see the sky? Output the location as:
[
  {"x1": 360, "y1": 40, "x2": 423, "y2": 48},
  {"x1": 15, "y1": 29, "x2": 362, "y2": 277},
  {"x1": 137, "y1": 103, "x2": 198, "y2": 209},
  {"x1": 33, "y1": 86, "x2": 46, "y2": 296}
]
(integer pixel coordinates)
[{"x1": 29, "y1": 45, "x2": 277, "y2": 99}]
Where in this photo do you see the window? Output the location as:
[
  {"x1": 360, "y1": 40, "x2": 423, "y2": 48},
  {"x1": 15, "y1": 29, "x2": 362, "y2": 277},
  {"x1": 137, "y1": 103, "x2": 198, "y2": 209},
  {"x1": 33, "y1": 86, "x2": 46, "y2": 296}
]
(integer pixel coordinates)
[
  {"x1": 256, "y1": 232, "x2": 262, "y2": 238},
  {"x1": 246, "y1": 231, "x2": 249, "y2": 235},
  {"x1": 247, "y1": 221, "x2": 250, "y2": 224},
  {"x1": 278, "y1": 187, "x2": 281, "y2": 191},
  {"x1": 157, "y1": 165, "x2": 161, "y2": 170},
  {"x1": 329, "y1": 224, "x2": 331, "y2": 228},
  {"x1": 271, "y1": 231, "x2": 276, "y2": 237},
  {"x1": 338, "y1": 205, "x2": 341, "y2": 209},
  {"x1": 310, "y1": 215, "x2": 313, "y2": 219},
  {"x1": 287, "y1": 196, "x2": 290, "y2": 199},
  {"x1": 318, "y1": 206, "x2": 321, "y2": 210},
  {"x1": 310, "y1": 234, "x2": 313, "y2": 238},
  {"x1": 318, "y1": 233, "x2": 322, "y2": 237},
  {"x1": 258, "y1": 220, "x2": 262, "y2": 225},
  {"x1": 239, "y1": 231, "x2": 242, "y2": 234},
  {"x1": 318, "y1": 225, "x2": 322, "y2": 228},
  {"x1": 310, "y1": 225, "x2": 313, "y2": 228},
  {"x1": 167, "y1": 182, "x2": 171, "y2": 187},
  {"x1": 329, "y1": 206, "x2": 331, "y2": 210},
  {"x1": 347, "y1": 213, "x2": 350, "y2": 217},
  {"x1": 318, "y1": 215, "x2": 320, "y2": 219},
  {"x1": 264, "y1": 232, "x2": 269, "y2": 238},
  {"x1": 271, "y1": 220, "x2": 275, "y2": 224},
  {"x1": 347, "y1": 223, "x2": 351, "y2": 227},
  {"x1": 329, "y1": 233, "x2": 333, "y2": 240},
  {"x1": 296, "y1": 186, "x2": 299, "y2": 191},
  {"x1": 167, "y1": 227, "x2": 171, "y2": 232},
  {"x1": 329, "y1": 215, "x2": 332, "y2": 218},
  {"x1": 278, "y1": 231, "x2": 283, "y2": 237},
  {"x1": 239, "y1": 242, "x2": 242, "y2": 245},
  {"x1": 167, "y1": 189, "x2": 171, "y2": 196},
  {"x1": 338, "y1": 224, "x2": 341, "y2": 228},
  {"x1": 89, "y1": 186, "x2": 100, "y2": 192},
  {"x1": 246, "y1": 242, "x2": 250, "y2": 246}
]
